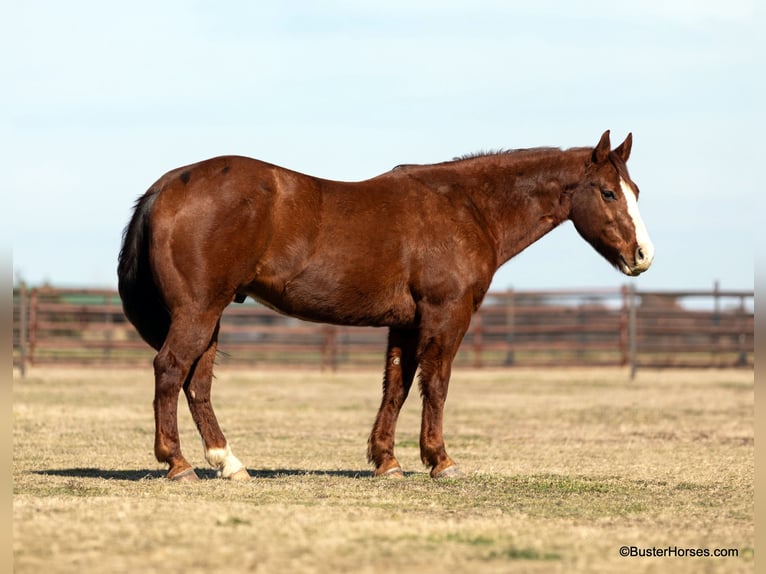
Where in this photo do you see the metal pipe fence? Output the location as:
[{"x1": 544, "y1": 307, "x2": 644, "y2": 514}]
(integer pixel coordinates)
[{"x1": 12, "y1": 285, "x2": 753, "y2": 376}]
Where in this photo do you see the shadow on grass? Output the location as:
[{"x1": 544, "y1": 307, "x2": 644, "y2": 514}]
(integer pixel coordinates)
[{"x1": 34, "y1": 468, "x2": 375, "y2": 481}]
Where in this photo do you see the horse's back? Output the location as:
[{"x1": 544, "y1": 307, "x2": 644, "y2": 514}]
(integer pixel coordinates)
[
  {"x1": 259, "y1": 170, "x2": 497, "y2": 326},
  {"x1": 145, "y1": 155, "x2": 496, "y2": 327}
]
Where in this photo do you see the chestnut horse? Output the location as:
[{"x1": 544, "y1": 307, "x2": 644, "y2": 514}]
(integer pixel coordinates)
[{"x1": 118, "y1": 130, "x2": 654, "y2": 481}]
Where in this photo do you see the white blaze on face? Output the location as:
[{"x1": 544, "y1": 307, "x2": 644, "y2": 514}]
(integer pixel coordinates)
[{"x1": 620, "y1": 178, "x2": 655, "y2": 271}]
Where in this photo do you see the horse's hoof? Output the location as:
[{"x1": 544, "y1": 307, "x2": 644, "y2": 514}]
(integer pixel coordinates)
[
  {"x1": 433, "y1": 465, "x2": 464, "y2": 479},
  {"x1": 226, "y1": 468, "x2": 251, "y2": 481},
  {"x1": 169, "y1": 468, "x2": 199, "y2": 482},
  {"x1": 377, "y1": 466, "x2": 404, "y2": 479}
]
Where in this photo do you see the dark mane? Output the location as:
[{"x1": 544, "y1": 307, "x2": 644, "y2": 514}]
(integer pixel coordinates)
[
  {"x1": 452, "y1": 147, "x2": 565, "y2": 162},
  {"x1": 391, "y1": 147, "x2": 575, "y2": 172},
  {"x1": 452, "y1": 149, "x2": 513, "y2": 161}
]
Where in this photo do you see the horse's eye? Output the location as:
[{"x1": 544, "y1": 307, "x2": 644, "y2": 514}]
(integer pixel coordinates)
[{"x1": 601, "y1": 189, "x2": 617, "y2": 202}]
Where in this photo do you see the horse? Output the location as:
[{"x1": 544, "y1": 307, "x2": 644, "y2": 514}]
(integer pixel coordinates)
[{"x1": 117, "y1": 130, "x2": 654, "y2": 481}]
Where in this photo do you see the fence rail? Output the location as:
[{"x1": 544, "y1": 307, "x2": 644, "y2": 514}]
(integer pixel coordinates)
[{"x1": 12, "y1": 285, "x2": 754, "y2": 376}]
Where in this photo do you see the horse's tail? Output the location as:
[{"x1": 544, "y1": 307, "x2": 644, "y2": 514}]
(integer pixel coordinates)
[{"x1": 117, "y1": 189, "x2": 169, "y2": 351}]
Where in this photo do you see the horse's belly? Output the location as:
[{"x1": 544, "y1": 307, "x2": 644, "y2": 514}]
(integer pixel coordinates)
[{"x1": 258, "y1": 274, "x2": 417, "y2": 328}]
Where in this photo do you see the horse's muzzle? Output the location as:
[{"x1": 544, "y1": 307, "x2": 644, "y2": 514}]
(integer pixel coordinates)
[{"x1": 620, "y1": 244, "x2": 654, "y2": 276}]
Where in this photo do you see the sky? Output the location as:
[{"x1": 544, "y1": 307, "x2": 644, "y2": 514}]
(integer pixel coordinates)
[{"x1": 4, "y1": 0, "x2": 761, "y2": 293}]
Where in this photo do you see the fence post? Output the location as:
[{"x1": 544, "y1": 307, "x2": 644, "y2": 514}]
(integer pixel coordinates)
[
  {"x1": 504, "y1": 289, "x2": 516, "y2": 366},
  {"x1": 628, "y1": 284, "x2": 638, "y2": 380},
  {"x1": 712, "y1": 280, "x2": 721, "y2": 366},
  {"x1": 104, "y1": 291, "x2": 113, "y2": 362},
  {"x1": 737, "y1": 294, "x2": 748, "y2": 367},
  {"x1": 18, "y1": 282, "x2": 28, "y2": 378},
  {"x1": 619, "y1": 285, "x2": 628, "y2": 366},
  {"x1": 321, "y1": 325, "x2": 338, "y2": 372},
  {"x1": 28, "y1": 288, "x2": 38, "y2": 366},
  {"x1": 472, "y1": 311, "x2": 483, "y2": 369}
]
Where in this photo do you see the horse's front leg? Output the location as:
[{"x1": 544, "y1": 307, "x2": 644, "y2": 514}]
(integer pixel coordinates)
[
  {"x1": 368, "y1": 328, "x2": 419, "y2": 477},
  {"x1": 183, "y1": 328, "x2": 249, "y2": 481},
  {"x1": 417, "y1": 353, "x2": 464, "y2": 478},
  {"x1": 416, "y1": 303, "x2": 472, "y2": 479}
]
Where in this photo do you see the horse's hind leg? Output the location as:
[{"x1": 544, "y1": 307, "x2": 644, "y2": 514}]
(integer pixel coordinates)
[
  {"x1": 153, "y1": 311, "x2": 222, "y2": 481},
  {"x1": 183, "y1": 323, "x2": 249, "y2": 481},
  {"x1": 367, "y1": 328, "x2": 419, "y2": 477}
]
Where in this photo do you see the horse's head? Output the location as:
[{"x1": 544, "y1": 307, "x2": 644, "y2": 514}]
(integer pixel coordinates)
[{"x1": 569, "y1": 130, "x2": 655, "y2": 276}]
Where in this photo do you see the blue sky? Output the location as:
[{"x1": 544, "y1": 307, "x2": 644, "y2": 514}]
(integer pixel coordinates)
[{"x1": 5, "y1": 1, "x2": 760, "y2": 292}]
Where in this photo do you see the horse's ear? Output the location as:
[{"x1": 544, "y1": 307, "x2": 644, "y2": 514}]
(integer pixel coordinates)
[
  {"x1": 614, "y1": 132, "x2": 633, "y2": 163},
  {"x1": 593, "y1": 130, "x2": 611, "y2": 163}
]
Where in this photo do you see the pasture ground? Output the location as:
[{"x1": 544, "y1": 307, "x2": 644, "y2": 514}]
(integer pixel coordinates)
[{"x1": 13, "y1": 367, "x2": 753, "y2": 573}]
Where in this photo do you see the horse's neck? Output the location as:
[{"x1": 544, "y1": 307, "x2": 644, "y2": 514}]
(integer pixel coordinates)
[{"x1": 465, "y1": 152, "x2": 585, "y2": 267}]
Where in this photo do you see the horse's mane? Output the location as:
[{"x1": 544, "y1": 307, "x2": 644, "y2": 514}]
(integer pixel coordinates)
[
  {"x1": 452, "y1": 147, "x2": 565, "y2": 162},
  {"x1": 391, "y1": 146, "x2": 589, "y2": 172}
]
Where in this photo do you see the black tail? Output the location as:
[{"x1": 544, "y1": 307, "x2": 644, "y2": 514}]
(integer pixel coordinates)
[{"x1": 117, "y1": 189, "x2": 169, "y2": 351}]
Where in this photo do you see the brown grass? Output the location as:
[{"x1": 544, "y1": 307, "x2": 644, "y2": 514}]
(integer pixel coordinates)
[{"x1": 13, "y1": 367, "x2": 753, "y2": 573}]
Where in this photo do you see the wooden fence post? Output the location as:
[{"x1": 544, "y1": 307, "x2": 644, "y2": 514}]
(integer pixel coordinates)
[
  {"x1": 628, "y1": 284, "x2": 638, "y2": 380},
  {"x1": 504, "y1": 289, "x2": 515, "y2": 366},
  {"x1": 18, "y1": 282, "x2": 28, "y2": 378},
  {"x1": 28, "y1": 288, "x2": 38, "y2": 367},
  {"x1": 104, "y1": 291, "x2": 113, "y2": 362},
  {"x1": 472, "y1": 311, "x2": 483, "y2": 369},
  {"x1": 712, "y1": 280, "x2": 721, "y2": 366},
  {"x1": 737, "y1": 294, "x2": 748, "y2": 367},
  {"x1": 321, "y1": 325, "x2": 338, "y2": 372},
  {"x1": 619, "y1": 284, "x2": 628, "y2": 366}
]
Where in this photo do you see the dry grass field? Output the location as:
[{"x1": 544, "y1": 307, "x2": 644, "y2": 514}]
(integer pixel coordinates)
[{"x1": 13, "y1": 366, "x2": 753, "y2": 573}]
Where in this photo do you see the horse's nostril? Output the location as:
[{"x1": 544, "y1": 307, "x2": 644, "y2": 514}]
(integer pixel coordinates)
[{"x1": 637, "y1": 247, "x2": 645, "y2": 262}]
